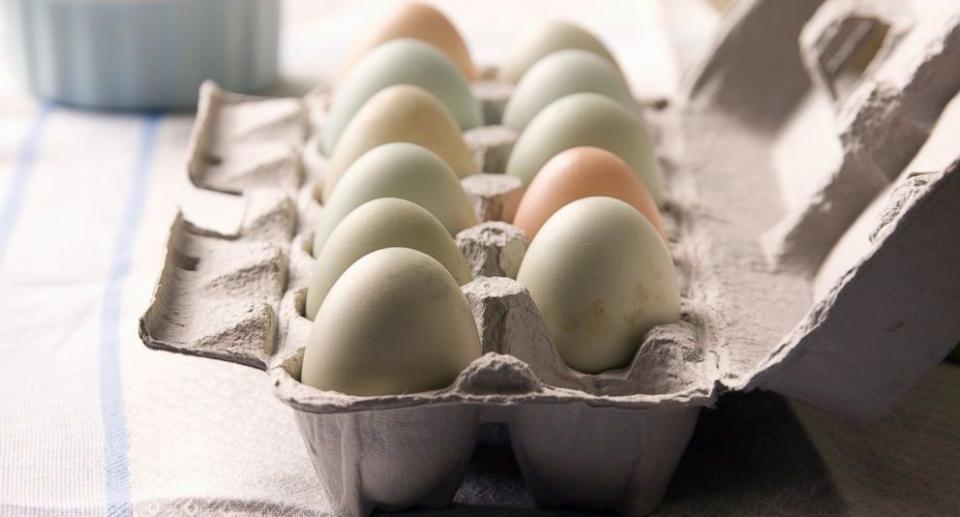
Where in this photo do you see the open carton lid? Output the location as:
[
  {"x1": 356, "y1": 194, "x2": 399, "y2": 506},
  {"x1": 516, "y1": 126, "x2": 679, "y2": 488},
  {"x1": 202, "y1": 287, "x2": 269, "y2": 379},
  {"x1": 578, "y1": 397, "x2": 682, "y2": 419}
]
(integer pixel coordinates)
[
  {"x1": 141, "y1": 0, "x2": 960, "y2": 425},
  {"x1": 683, "y1": 0, "x2": 960, "y2": 422}
]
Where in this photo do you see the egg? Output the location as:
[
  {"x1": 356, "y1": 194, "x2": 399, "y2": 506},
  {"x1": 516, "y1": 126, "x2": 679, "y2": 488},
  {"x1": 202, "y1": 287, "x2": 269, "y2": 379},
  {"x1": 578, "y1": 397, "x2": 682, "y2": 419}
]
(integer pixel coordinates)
[
  {"x1": 513, "y1": 147, "x2": 664, "y2": 241},
  {"x1": 321, "y1": 85, "x2": 476, "y2": 201},
  {"x1": 502, "y1": 49, "x2": 635, "y2": 131},
  {"x1": 498, "y1": 20, "x2": 622, "y2": 84},
  {"x1": 339, "y1": 2, "x2": 476, "y2": 82},
  {"x1": 505, "y1": 92, "x2": 664, "y2": 205},
  {"x1": 323, "y1": 39, "x2": 482, "y2": 155},
  {"x1": 306, "y1": 197, "x2": 472, "y2": 320},
  {"x1": 313, "y1": 142, "x2": 479, "y2": 256},
  {"x1": 301, "y1": 247, "x2": 482, "y2": 396},
  {"x1": 517, "y1": 197, "x2": 680, "y2": 374}
]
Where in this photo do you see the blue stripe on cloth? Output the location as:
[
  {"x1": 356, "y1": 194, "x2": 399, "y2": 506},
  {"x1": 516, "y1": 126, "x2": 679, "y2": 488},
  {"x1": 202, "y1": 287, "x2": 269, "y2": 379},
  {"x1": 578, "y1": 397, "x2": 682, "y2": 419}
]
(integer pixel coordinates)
[
  {"x1": 0, "y1": 103, "x2": 52, "y2": 266},
  {"x1": 99, "y1": 113, "x2": 162, "y2": 517}
]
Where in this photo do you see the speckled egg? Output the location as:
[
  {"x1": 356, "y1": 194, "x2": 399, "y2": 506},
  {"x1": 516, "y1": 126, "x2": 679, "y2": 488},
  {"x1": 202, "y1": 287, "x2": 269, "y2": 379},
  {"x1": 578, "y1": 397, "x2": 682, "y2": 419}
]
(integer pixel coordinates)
[
  {"x1": 321, "y1": 84, "x2": 475, "y2": 201},
  {"x1": 313, "y1": 142, "x2": 478, "y2": 256},
  {"x1": 301, "y1": 247, "x2": 482, "y2": 396},
  {"x1": 306, "y1": 197, "x2": 472, "y2": 320},
  {"x1": 323, "y1": 39, "x2": 481, "y2": 154},
  {"x1": 502, "y1": 49, "x2": 635, "y2": 131},
  {"x1": 517, "y1": 197, "x2": 680, "y2": 374},
  {"x1": 498, "y1": 20, "x2": 621, "y2": 84},
  {"x1": 513, "y1": 147, "x2": 664, "y2": 241},
  {"x1": 339, "y1": 2, "x2": 476, "y2": 82},
  {"x1": 505, "y1": 92, "x2": 664, "y2": 205}
]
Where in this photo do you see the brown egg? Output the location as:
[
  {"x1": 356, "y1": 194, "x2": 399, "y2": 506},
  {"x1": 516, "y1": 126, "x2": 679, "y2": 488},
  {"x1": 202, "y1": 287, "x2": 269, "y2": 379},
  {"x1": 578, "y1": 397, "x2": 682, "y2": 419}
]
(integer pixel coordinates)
[
  {"x1": 338, "y1": 2, "x2": 476, "y2": 83},
  {"x1": 513, "y1": 147, "x2": 664, "y2": 241}
]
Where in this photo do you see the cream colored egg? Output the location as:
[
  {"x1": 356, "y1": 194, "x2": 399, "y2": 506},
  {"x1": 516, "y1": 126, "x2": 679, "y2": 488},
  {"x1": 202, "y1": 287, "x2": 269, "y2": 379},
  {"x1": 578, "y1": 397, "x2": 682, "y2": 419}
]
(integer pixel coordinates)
[
  {"x1": 321, "y1": 84, "x2": 476, "y2": 201},
  {"x1": 505, "y1": 92, "x2": 664, "y2": 205},
  {"x1": 323, "y1": 39, "x2": 482, "y2": 155},
  {"x1": 498, "y1": 20, "x2": 621, "y2": 84},
  {"x1": 313, "y1": 142, "x2": 479, "y2": 256},
  {"x1": 339, "y1": 2, "x2": 476, "y2": 82},
  {"x1": 306, "y1": 197, "x2": 472, "y2": 320},
  {"x1": 301, "y1": 247, "x2": 482, "y2": 396},
  {"x1": 517, "y1": 197, "x2": 680, "y2": 374},
  {"x1": 502, "y1": 49, "x2": 635, "y2": 131}
]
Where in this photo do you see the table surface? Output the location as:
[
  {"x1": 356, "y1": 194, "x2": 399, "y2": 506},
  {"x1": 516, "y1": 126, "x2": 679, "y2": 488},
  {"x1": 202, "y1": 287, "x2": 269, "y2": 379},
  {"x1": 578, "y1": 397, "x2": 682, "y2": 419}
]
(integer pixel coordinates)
[{"x1": 1, "y1": 1, "x2": 957, "y2": 516}]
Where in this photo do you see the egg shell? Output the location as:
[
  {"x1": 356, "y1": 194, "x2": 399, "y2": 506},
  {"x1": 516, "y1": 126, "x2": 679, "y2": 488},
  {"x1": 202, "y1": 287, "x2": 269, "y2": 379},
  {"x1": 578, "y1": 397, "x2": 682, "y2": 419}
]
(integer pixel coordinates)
[
  {"x1": 306, "y1": 197, "x2": 472, "y2": 320},
  {"x1": 323, "y1": 39, "x2": 481, "y2": 155},
  {"x1": 339, "y1": 2, "x2": 476, "y2": 82},
  {"x1": 314, "y1": 142, "x2": 479, "y2": 255},
  {"x1": 506, "y1": 92, "x2": 664, "y2": 204},
  {"x1": 513, "y1": 147, "x2": 664, "y2": 241},
  {"x1": 502, "y1": 49, "x2": 635, "y2": 132},
  {"x1": 302, "y1": 247, "x2": 482, "y2": 396},
  {"x1": 498, "y1": 20, "x2": 621, "y2": 84},
  {"x1": 516, "y1": 197, "x2": 680, "y2": 374},
  {"x1": 321, "y1": 85, "x2": 476, "y2": 201}
]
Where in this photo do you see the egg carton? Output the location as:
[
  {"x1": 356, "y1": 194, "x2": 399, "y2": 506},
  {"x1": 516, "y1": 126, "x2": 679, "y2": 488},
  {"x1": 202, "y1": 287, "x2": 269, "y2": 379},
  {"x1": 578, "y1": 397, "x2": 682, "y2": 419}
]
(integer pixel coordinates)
[
  {"x1": 143, "y1": 82, "x2": 710, "y2": 516},
  {"x1": 140, "y1": 1, "x2": 960, "y2": 515}
]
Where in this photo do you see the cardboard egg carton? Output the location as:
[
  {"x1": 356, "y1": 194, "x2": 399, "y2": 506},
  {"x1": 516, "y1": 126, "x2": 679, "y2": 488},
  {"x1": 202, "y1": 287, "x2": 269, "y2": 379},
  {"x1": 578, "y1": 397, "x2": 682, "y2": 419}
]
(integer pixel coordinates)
[
  {"x1": 144, "y1": 82, "x2": 712, "y2": 516},
  {"x1": 140, "y1": 1, "x2": 960, "y2": 514}
]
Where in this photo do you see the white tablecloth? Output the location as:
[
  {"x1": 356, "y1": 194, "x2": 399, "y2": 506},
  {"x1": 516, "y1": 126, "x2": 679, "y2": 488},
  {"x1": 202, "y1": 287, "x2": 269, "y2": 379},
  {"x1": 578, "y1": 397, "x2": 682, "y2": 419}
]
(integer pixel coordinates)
[{"x1": 0, "y1": 1, "x2": 715, "y2": 515}]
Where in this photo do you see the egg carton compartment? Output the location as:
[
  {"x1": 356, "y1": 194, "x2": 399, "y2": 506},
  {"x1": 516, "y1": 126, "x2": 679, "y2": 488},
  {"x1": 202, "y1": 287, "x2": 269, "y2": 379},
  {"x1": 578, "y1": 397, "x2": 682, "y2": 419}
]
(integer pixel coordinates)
[
  {"x1": 187, "y1": 85, "x2": 308, "y2": 195},
  {"x1": 142, "y1": 1, "x2": 960, "y2": 514}
]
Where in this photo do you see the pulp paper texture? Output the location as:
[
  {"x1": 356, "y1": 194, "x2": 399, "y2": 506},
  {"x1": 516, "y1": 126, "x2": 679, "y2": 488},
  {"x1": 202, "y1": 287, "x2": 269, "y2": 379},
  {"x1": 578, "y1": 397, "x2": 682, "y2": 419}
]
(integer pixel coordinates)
[{"x1": 141, "y1": 1, "x2": 960, "y2": 514}]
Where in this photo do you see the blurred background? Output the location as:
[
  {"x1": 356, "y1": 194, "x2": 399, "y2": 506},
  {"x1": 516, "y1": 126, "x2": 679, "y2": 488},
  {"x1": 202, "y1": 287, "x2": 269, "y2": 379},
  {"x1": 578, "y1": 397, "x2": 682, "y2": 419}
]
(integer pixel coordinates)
[{"x1": 0, "y1": 0, "x2": 720, "y2": 108}]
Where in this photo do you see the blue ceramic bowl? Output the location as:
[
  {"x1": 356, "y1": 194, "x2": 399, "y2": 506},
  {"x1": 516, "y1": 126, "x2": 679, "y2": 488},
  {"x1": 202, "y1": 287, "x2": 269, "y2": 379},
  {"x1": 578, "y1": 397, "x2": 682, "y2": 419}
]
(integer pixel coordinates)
[{"x1": 3, "y1": 0, "x2": 280, "y2": 110}]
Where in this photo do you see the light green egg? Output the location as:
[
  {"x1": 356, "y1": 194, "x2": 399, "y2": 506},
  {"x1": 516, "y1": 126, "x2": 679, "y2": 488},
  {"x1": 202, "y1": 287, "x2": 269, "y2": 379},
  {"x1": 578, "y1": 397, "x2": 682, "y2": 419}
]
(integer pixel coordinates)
[
  {"x1": 502, "y1": 49, "x2": 635, "y2": 132},
  {"x1": 323, "y1": 39, "x2": 482, "y2": 155},
  {"x1": 305, "y1": 197, "x2": 472, "y2": 320},
  {"x1": 517, "y1": 197, "x2": 680, "y2": 374},
  {"x1": 498, "y1": 20, "x2": 622, "y2": 84},
  {"x1": 320, "y1": 85, "x2": 475, "y2": 202},
  {"x1": 505, "y1": 92, "x2": 664, "y2": 205},
  {"x1": 302, "y1": 247, "x2": 481, "y2": 396},
  {"x1": 313, "y1": 142, "x2": 479, "y2": 256}
]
